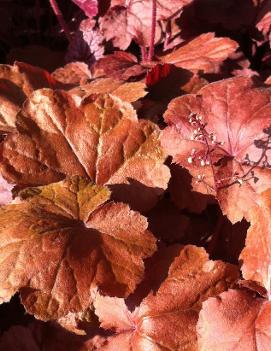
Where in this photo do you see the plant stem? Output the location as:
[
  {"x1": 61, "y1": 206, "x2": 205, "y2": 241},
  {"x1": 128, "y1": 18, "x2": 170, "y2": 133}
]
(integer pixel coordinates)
[
  {"x1": 49, "y1": 0, "x2": 72, "y2": 42},
  {"x1": 140, "y1": 46, "x2": 147, "y2": 62},
  {"x1": 148, "y1": 0, "x2": 157, "y2": 61}
]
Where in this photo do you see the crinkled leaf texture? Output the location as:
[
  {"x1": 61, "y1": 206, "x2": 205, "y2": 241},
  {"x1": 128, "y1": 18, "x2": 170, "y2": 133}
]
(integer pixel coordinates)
[
  {"x1": 197, "y1": 289, "x2": 271, "y2": 351},
  {"x1": 0, "y1": 62, "x2": 58, "y2": 132},
  {"x1": 0, "y1": 90, "x2": 170, "y2": 211},
  {"x1": 94, "y1": 245, "x2": 239, "y2": 351},
  {"x1": 69, "y1": 78, "x2": 147, "y2": 106},
  {"x1": 52, "y1": 62, "x2": 92, "y2": 86},
  {"x1": 99, "y1": 0, "x2": 193, "y2": 49},
  {"x1": 160, "y1": 33, "x2": 238, "y2": 73},
  {"x1": 240, "y1": 189, "x2": 271, "y2": 296},
  {"x1": 0, "y1": 177, "x2": 156, "y2": 320},
  {"x1": 92, "y1": 51, "x2": 145, "y2": 81},
  {"x1": 66, "y1": 19, "x2": 104, "y2": 68},
  {"x1": 161, "y1": 77, "x2": 271, "y2": 223}
]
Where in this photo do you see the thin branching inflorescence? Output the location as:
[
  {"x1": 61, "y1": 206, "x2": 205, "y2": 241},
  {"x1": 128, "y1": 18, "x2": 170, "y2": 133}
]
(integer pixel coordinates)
[{"x1": 187, "y1": 113, "x2": 271, "y2": 191}]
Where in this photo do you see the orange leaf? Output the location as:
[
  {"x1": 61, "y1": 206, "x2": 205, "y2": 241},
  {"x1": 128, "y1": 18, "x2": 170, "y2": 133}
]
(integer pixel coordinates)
[
  {"x1": 94, "y1": 245, "x2": 239, "y2": 351},
  {"x1": 160, "y1": 33, "x2": 238, "y2": 73},
  {"x1": 0, "y1": 90, "x2": 169, "y2": 211},
  {"x1": 0, "y1": 177, "x2": 156, "y2": 320}
]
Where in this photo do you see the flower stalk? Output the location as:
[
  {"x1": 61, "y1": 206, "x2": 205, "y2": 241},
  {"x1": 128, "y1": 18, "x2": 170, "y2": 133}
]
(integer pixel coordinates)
[
  {"x1": 49, "y1": 0, "x2": 72, "y2": 42},
  {"x1": 148, "y1": 0, "x2": 157, "y2": 61}
]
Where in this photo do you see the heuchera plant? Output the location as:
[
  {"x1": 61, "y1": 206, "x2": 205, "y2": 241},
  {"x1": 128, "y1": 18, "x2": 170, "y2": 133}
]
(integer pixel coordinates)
[{"x1": 0, "y1": 0, "x2": 271, "y2": 350}]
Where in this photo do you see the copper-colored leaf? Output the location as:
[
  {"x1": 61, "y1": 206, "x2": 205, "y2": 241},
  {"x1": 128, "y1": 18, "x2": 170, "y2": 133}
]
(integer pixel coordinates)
[
  {"x1": 94, "y1": 245, "x2": 239, "y2": 351},
  {"x1": 160, "y1": 33, "x2": 238, "y2": 73},
  {"x1": 0, "y1": 177, "x2": 156, "y2": 320},
  {"x1": 70, "y1": 78, "x2": 147, "y2": 105},
  {"x1": 0, "y1": 62, "x2": 58, "y2": 132},
  {"x1": 161, "y1": 77, "x2": 271, "y2": 222},
  {"x1": 0, "y1": 89, "x2": 169, "y2": 211},
  {"x1": 240, "y1": 189, "x2": 271, "y2": 295},
  {"x1": 52, "y1": 62, "x2": 92, "y2": 86},
  {"x1": 197, "y1": 289, "x2": 271, "y2": 351},
  {"x1": 92, "y1": 51, "x2": 145, "y2": 81}
]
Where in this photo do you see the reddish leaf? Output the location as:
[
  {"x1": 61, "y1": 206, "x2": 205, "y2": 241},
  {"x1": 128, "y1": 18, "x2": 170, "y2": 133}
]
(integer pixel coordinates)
[
  {"x1": 0, "y1": 175, "x2": 14, "y2": 205},
  {"x1": 240, "y1": 189, "x2": 271, "y2": 296},
  {"x1": 72, "y1": 0, "x2": 98, "y2": 18},
  {"x1": 0, "y1": 90, "x2": 169, "y2": 211},
  {"x1": 197, "y1": 289, "x2": 271, "y2": 351},
  {"x1": 92, "y1": 51, "x2": 145, "y2": 81},
  {"x1": 0, "y1": 177, "x2": 156, "y2": 320},
  {"x1": 146, "y1": 63, "x2": 171, "y2": 87},
  {"x1": 99, "y1": 0, "x2": 193, "y2": 49},
  {"x1": 12, "y1": 61, "x2": 59, "y2": 92},
  {"x1": 256, "y1": 0, "x2": 271, "y2": 40},
  {"x1": 94, "y1": 245, "x2": 239, "y2": 351},
  {"x1": 160, "y1": 33, "x2": 238, "y2": 73},
  {"x1": 66, "y1": 19, "x2": 104, "y2": 68},
  {"x1": 161, "y1": 77, "x2": 271, "y2": 223}
]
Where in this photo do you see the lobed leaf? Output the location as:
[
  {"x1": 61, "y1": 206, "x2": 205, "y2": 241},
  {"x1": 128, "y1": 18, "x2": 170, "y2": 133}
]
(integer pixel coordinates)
[
  {"x1": 94, "y1": 245, "x2": 239, "y2": 351},
  {"x1": 99, "y1": 0, "x2": 193, "y2": 49},
  {"x1": 69, "y1": 78, "x2": 147, "y2": 105},
  {"x1": 0, "y1": 62, "x2": 58, "y2": 132},
  {"x1": 197, "y1": 289, "x2": 271, "y2": 351},
  {"x1": 0, "y1": 177, "x2": 156, "y2": 320},
  {"x1": 160, "y1": 33, "x2": 238, "y2": 73},
  {"x1": 0, "y1": 89, "x2": 170, "y2": 211},
  {"x1": 92, "y1": 51, "x2": 145, "y2": 81},
  {"x1": 65, "y1": 19, "x2": 105, "y2": 68},
  {"x1": 240, "y1": 189, "x2": 271, "y2": 295},
  {"x1": 72, "y1": 0, "x2": 98, "y2": 18},
  {"x1": 161, "y1": 77, "x2": 271, "y2": 222}
]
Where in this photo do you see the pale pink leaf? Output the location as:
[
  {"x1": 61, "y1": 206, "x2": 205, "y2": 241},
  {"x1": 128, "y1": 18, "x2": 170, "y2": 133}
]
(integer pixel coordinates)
[
  {"x1": 197, "y1": 289, "x2": 271, "y2": 351},
  {"x1": 72, "y1": 0, "x2": 98, "y2": 18}
]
